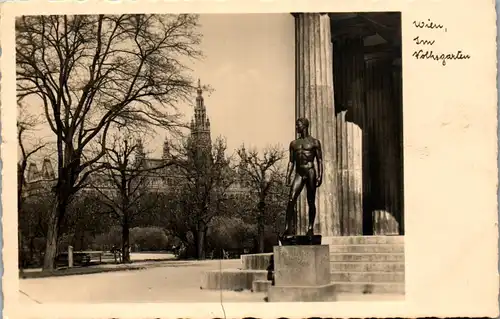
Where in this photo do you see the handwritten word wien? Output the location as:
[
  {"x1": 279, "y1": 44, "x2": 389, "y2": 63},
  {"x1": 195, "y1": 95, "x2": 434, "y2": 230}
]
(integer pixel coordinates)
[
  {"x1": 411, "y1": 18, "x2": 470, "y2": 66},
  {"x1": 413, "y1": 19, "x2": 447, "y2": 32}
]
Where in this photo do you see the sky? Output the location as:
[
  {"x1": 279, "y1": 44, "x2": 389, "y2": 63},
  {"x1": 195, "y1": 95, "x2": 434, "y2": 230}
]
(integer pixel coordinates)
[{"x1": 22, "y1": 14, "x2": 296, "y2": 160}]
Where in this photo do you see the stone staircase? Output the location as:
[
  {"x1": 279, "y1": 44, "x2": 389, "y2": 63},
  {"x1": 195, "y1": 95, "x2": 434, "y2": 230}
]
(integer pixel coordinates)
[
  {"x1": 200, "y1": 253, "x2": 271, "y2": 291},
  {"x1": 323, "y1": 235, "x2": 405, "y2": 294},
  {"x1": 201, "y1": 236, "x2": 405, "y2": 295}
]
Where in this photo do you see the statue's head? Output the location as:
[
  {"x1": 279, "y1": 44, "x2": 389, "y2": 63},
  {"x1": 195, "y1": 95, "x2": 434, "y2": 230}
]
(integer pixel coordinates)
[{"x1": 296, "y1": 117, "x2": 309, "y2": 134}]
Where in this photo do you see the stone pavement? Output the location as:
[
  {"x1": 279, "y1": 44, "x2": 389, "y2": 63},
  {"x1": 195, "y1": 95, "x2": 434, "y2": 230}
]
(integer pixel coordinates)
[
  {"x1": 19, "y1": 259, "x2": 404, "y2": 304},
  {"x1": 19, "y1": 259, "x2": 263, "y2": 303}
]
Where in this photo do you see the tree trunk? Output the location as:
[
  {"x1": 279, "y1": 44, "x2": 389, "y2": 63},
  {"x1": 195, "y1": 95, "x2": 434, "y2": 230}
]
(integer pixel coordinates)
[
  {"x1": 257, "y1": 214, "x2": 265, "y2": 253},
  {"x1": 43, "y1": 203, "x2": 63, "y2": 270},
  {"x1": 29, "y1": 236, "x2": 35, "y2": 265},
  {"x1": 43, "y1": 136, "x2": 73, "y2": 271},
  {"x1": 79, "y1": 232, "x2": 85, "y2": 251},
  {"x1": 257, "y1": 200, "x2": 265, "y2": 253},
  {"x1": 18, "y1": 229, "x2": 25, "y2": 268},
  {"x1": 18, "y1": 161, "x2": 27, "y2": 211},
  {"x1": 121, "y1": 220, "x2": 131, "y2": 263},
  {"x1": 196, "y1": 226, "x2": 207, "y2": 260}
]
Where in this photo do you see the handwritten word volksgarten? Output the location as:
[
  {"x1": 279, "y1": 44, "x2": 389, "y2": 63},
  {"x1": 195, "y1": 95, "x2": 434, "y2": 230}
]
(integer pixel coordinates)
[{"x1": 412, "y1": 50, "x2": 471, "y2": 66}]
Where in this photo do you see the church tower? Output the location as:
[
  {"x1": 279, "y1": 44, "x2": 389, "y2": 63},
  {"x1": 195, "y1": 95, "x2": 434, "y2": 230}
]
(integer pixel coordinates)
[
  {"x1": 188, "y1": 79, "x2": 212, "y2": 157},
  {"x1": 135, "y1": 138, "x2": 146, "y2": 166}
]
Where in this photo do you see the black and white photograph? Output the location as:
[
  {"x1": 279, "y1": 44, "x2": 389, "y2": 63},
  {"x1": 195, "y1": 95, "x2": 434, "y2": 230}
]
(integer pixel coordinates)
[
  {"x1": 2, "y1": 0, "x2": 497, "y2": 317},
  {"x1": 16, "y1": 11, "x2": 404, "y2": 304}
]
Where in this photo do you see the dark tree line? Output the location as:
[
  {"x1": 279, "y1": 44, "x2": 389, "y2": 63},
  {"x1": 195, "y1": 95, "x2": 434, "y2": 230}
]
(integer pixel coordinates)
[{"x1": 19, "y1": 134, "x2": 288, "y2": 266}]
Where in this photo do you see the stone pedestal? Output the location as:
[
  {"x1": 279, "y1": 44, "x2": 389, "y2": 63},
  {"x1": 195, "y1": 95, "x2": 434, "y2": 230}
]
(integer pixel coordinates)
[{"x1": 267, "y1": 245, "x2": 337, "y2": 302}]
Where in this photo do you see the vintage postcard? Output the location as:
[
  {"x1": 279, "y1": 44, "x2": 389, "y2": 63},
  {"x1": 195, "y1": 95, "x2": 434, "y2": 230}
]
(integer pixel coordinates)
[{"x1": 1, "y1": 0, "x2": 498, "y2": 318}]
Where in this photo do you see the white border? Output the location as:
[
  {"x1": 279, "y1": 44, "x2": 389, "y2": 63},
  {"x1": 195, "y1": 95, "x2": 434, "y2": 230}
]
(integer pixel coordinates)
[{"x1": 2, "y1": 0, "x2": 498, "y2": 318}]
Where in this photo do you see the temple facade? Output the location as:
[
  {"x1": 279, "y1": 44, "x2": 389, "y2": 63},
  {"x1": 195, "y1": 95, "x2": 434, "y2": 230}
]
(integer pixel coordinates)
[{"x1": 292, "y1": 12, "x2": 404, "y2": 237}]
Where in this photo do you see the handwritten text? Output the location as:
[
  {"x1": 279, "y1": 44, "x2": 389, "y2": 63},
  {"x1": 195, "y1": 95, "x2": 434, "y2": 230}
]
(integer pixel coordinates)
[{"x1": 411, "y1": 19, "x2": 470, "y2": 66}]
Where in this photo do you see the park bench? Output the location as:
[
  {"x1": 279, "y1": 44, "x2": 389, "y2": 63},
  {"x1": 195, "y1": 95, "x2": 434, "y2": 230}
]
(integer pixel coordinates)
[{"x1": 55, "y1": 251, "x2": 91, "y2": 267}]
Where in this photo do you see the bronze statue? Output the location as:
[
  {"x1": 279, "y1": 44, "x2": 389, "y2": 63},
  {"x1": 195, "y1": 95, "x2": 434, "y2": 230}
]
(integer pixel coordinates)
[{"x1": 282, "y1": 118, "x2": 323, "y2": 238}]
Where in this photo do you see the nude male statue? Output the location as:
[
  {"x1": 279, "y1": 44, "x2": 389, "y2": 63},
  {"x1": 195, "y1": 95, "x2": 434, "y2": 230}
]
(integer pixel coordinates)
[{"x1": 282, "y1": 117, "x2": 323, "y2": 238}]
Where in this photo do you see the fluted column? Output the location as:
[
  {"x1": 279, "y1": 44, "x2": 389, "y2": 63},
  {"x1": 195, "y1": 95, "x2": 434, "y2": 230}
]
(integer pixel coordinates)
[
  {"x1": 392, "y1": 59, "x2": 404, "y2": 235},
  {"x1": 295, "y1": 13, "x2": 339, "y2": 236},
  {"x1": 364, "y1": 54, "x2": 403, "y2": 235},
  {"x1": 332, "y1": 37, "x2": 365, "y2": 235}
]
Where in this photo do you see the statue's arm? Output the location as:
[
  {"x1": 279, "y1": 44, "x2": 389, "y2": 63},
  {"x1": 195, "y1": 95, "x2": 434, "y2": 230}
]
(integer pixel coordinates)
[
  {"x1": 316, "y1": 139, "x2": 323, "y2": 183},
  {"x1": 285, "y1": 142, "x2": 295, "y2": 184}
]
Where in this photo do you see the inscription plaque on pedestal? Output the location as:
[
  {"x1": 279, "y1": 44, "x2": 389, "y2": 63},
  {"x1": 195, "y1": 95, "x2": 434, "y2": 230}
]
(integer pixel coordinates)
[{"x1": 267, "y1": 245, "x2": 337, "y2": 302}]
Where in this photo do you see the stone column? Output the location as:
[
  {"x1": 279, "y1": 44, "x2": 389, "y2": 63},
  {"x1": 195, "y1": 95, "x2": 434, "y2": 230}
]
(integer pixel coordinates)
[
  {"x1": 332, "y1": 37, "x2": 365, "y2": 235},
  {"x1": 392, "y1": 59, "x2": 404, "y2": 235},
  {"x1": 295, "y1": 13, "x2": 339, "y2": 236},
  {"x1": 364, "y1": 54, "x2": 403, "y2": 235}
]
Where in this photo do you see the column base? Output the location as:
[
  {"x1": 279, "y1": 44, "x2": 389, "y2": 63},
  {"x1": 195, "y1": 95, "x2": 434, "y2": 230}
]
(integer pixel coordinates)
[{"x1": 373, "y1": 210, "x2": 400, "y2": 235}]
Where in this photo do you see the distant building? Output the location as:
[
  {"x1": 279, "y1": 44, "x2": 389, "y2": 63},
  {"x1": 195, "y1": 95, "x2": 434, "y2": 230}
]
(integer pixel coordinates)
[{"x1": 23, "y1": 79, "x2": 247, "y2": 198}]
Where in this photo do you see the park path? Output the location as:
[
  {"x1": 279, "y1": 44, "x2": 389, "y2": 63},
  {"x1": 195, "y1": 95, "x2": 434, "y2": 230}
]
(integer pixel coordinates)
[
  {"x1": 19, "y1": 259, "x2": 265, "y2": 303},
  {"x1": 19, "y1": 257, "x2": 404, "y2": 304}
]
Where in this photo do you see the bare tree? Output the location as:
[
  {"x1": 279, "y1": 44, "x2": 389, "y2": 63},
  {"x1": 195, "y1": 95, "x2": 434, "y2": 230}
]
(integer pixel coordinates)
[
  {"x1": 17, "y1": 102, "x2": 51, "y2": 210},
  {"x1": 90, "y1": 131, "x2": 176, "y2": 263},
  {"x1": 236, "y1": 145, "x2": 286, "y2": 253},
  {"x1": 263, "y1": 170, "x2": 288, "y2": 239},
  {"x1": 168, "y1": 136, "x2": 236, "y2": 259},
  {"x1": 16, "y1": 14, "x2": 205, "y2": 269},
  {"x1": 18, "y1": 183, "x2": 53, "y2": 269},
  {"x1": 59, "y1": 191, "x2": 115, "y2": 252},
  {"x1": 17, "y1": 102, "x2": 52, "y2": 268}
]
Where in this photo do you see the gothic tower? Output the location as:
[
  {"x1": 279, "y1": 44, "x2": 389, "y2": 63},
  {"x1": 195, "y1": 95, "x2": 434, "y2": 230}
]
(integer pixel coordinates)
[
  {"x1": 135, "y1": 138, "x2": 146, "y2": 165},
  {"x1": 188, "y1": 79, "x2": 212, "y2": 158}
]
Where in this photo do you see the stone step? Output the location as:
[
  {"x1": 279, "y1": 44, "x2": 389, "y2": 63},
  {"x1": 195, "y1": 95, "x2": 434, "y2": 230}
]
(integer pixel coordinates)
[
  {"x1": 332, "y1": 282, "x2": 405, "y2": 294},
  {"x1": 323, "y1": 235, "x2": 404, "y2": 246},
  {"x1": 329, "y1": 253, "x2": 404, "y2": 262},
  {"x1": 329, "y1": 244, "x2": 404, "y2": 254},
  {"x1": 241, "y1": 253, "x2": 272, "y2": 270},
  {"x1": 252, "y1": 280, "x2": 404, "y2": 295},
  {"x1": 201, "y1": 269, "x2": 267, "y2": 291},
  {"x1": 330, "y1": 271, "x2": 405, "y2": 283},
  {"x1": 330, "y1": 262, "x2": 405, "y2": 273},
  {"x1": 252, "y1": 279, "x2": 272, "y2": 293}
]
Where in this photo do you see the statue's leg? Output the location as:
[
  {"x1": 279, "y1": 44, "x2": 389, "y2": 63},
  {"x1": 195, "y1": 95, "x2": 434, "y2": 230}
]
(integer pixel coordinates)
[
  {"x1": 305, "y1": 168, "x2": 317, "y2": 236},
  {"x1": 283, "y1": 174, "x2": 305, "y2": 236}
]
